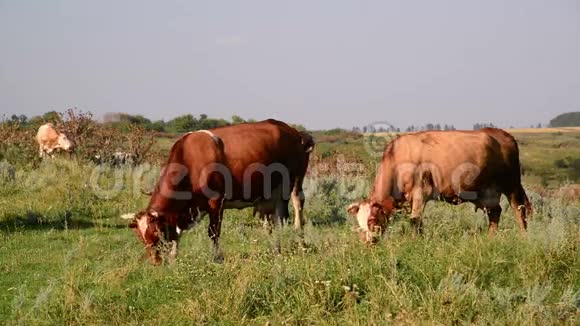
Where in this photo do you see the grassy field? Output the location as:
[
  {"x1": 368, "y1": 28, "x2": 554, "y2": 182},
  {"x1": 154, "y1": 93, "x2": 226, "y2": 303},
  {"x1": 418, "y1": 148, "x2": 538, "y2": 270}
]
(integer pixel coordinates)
[{"x1": 1, "y1": 131, "x2": 579, "y2": 325}]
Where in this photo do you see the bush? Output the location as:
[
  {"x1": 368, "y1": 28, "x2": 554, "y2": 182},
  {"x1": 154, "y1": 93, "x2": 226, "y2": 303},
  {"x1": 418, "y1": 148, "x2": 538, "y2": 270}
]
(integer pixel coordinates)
[
  {"x1": 1, "y1": 109, "x2": 162, "y2": 168},
  {"x1": 554, "y1": 156, "x2": 572, "y2": 169},
  {"x1": 304, "y1": 176, "x2": 371, "y2": 226},
  {"x1": 0, "y1": 160, "x2": 15, "y2": 184},
  {"x1": 0, "y1": 121, "x2": 41, "y2": 167}
]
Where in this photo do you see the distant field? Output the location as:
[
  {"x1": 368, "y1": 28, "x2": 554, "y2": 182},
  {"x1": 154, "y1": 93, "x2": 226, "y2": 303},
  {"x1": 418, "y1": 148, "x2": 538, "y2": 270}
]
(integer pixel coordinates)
[{"x1": 507, "y1": 127, "x2": 580, "y2": 134}]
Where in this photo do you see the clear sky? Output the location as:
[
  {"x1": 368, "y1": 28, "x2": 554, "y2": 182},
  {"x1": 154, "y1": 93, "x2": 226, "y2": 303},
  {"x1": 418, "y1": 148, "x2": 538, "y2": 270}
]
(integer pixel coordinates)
[{"x1": 1, "y1": 0, "x2": 579, "y2": 129}]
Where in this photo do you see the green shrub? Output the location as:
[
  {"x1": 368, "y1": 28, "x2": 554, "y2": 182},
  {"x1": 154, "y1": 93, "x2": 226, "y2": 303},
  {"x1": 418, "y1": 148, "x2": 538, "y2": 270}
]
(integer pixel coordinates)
[{"x1": 0, "y1": 160, "x2": 15, "y2": 184}]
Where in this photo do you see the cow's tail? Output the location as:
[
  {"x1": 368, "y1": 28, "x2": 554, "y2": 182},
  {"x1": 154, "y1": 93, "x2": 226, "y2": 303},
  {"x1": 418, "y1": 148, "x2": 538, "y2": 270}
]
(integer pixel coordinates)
[
  {"x1": 522, "y1": 188, "x2": 533, "y2": 218},
  {"x1": 505, "y1": 130, "x2": 533, "y2": 219},
  {"x1": 513, "y1": 183, "x2": 533, "y2": 219}
]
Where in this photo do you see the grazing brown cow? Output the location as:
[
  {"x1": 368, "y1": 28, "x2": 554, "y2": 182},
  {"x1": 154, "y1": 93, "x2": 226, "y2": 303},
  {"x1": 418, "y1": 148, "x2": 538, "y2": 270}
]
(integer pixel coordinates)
[
  {"x1": 347, "y1": 128, "x2": 532, "y2": 243},
  {"x1": 36, "y1": 123, "x2": 72, "y2": 157},
  {"x1": 123, "y1": 119, "x2": 314, "y2": 264}
]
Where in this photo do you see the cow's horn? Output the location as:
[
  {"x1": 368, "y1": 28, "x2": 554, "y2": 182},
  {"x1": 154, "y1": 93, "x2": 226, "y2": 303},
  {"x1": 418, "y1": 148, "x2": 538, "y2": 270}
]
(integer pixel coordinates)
[{"x1": 121, "y1": 213, "x2": 136, "y2": 220}]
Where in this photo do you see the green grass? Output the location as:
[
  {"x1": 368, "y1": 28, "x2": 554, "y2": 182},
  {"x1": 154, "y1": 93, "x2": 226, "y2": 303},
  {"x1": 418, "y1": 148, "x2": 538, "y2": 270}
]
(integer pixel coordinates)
[
  {"x1": 514, "y1": 132, "x2": 580, "y2": 186},
  {"x1": 1, "y1": 158, "x2": 579, "y2": 324}
]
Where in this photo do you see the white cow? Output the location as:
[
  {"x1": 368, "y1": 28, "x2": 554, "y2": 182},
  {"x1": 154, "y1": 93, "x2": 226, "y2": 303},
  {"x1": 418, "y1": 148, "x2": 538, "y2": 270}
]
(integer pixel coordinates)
[{"x1": 36, "y1": 123, "x2": 72, "y2": 158}]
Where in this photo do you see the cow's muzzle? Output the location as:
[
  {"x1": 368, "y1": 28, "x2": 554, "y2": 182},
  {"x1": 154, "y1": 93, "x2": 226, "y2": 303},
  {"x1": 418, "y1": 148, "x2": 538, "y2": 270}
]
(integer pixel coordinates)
[{"x1": 356, "y1": 226, "x2": 382, "y2": 245}]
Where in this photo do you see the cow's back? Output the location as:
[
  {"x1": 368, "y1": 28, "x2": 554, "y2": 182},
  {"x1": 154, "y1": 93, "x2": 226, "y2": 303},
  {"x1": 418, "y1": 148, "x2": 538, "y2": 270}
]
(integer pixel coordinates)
[
  {"x1": 212, "y1": 119, "x2": 307, "y2": 168},
  {"x1": 36, "y1": 123, "x2": 61, "y2": 148},
  {"x1": 210, "y1": 119, "x2": 309, "y2": 200},
  {"x1": 386, "y1": 129, "x2": 517, "y2": 193}
]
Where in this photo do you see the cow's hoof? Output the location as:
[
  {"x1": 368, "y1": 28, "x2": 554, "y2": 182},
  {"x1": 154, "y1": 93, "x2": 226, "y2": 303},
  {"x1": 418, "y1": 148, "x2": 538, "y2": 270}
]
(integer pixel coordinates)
[{"x1": 213, "y1": 255, "x2": 224, "y2": 264}]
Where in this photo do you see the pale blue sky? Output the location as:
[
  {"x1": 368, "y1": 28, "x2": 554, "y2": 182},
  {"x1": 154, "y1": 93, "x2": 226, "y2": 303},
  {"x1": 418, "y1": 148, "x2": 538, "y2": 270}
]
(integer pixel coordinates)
[{"x1": 1, "y1": 0, "x2": 579, "y2": 129}]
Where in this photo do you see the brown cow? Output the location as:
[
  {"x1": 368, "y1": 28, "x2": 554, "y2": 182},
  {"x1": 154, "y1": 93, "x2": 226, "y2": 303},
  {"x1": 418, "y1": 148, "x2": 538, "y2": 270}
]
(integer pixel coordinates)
[
  {"x1": 36, "y1": 123, "x2": 72, "y2": 157},
  {"x1": 347, "y1": 128, "x2": 532, "y2": 243},
  {"x1": 123, "y1": 119, "x2": 314, "y2": 263}
]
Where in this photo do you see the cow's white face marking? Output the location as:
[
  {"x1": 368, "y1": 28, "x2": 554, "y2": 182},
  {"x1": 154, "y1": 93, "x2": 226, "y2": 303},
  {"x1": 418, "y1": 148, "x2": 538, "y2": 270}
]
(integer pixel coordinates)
[
  {"x1": 136, "y1": 215, "x2": 148, "y2": 238},
  {"x1": 120, "y1": 213, "x2": 135, "y2": 220},
  {"x1": 347, "y1": 201, "x2": 384, "y2": 243},
  {"x1": 354, "y1": 203, "x2": 371, "y2": 232}
]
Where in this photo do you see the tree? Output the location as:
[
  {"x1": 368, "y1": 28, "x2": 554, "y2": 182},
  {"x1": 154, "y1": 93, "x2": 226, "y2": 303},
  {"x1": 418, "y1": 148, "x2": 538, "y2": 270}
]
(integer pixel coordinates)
[
  {"x1": 43, "y1": 111, "x2": 62, "y2": 124},
  {"x1": 149, "y1": 120, "x2": 166, "y2": 132},
  {"x1": 166, "y1": 114, "x2": 198, "y2": 133},
  {"x1": 473, "y1": 122, "x2": 495, "y2": 130},
  {"x1": 443, "y1": 124, "x2": 456, "y2": 131},
  {"x1": 10, "y1": 114, "x2": 28, "y2": 126},
  {"x1": 291, "y1": 124, "x2": 307, "y2": 132},
  {"x1": 120, "y1": 114, "x2": 151, "y2": 126},
  {"x1": 550, "y1": 112, "x2": 580, "y2": 127},
  {"x1": 231, "y1": 115, "x2": 245, "y2": 125}
]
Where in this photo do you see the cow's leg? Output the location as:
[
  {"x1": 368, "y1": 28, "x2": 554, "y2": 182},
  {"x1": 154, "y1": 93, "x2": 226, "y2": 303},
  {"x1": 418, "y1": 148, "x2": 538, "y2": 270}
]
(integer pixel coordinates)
[
  {"x1": 170, "y1": 239, "x2": 179, "y2": 259},
  {"x1": 38, "y1": 145, "x2": 44, "y2": 158},
  {"x1": 165, "y1": 225, "x2": 180, "y2": 261},
  {"x1": 486, "y1": 206, "x2": 502, "y2": 236},
  {"x1": 410, "y1": 187, "x2": 426, "y2": 235},
  {"x1": 262, "y1": 213, "x2": 273, "y2": 234},
  {"x1": 508, "y1": 186, "x2": 529, "y2": 235},
  {"x1": 266, "y1": 199, "x2": 288, "y2": 254},
  {"x1": 291, "y1": 180, "x2": 306, "y2": 230},
  {"x1": 274, "y1": 198, "x2": 289, "y2": 228},
  {"x1": 207, "y1": 198, "x2": 225, "y2": 263}
]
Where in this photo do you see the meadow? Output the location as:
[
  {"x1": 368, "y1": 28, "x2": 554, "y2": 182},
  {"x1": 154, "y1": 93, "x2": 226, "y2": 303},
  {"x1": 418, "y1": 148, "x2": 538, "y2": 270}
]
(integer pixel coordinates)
[{"x1": 0, "y1": 128, "x2": 579, "y2": 325}]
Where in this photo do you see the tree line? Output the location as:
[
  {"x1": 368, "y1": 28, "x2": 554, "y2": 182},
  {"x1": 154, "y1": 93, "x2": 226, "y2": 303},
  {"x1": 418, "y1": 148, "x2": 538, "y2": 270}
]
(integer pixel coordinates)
[
  {"x1": 5, "y1": 110, "x2": 576, "y2": 134},
  {"x1": 2, "y1": 111, "x2": 307, "y2": 134}
]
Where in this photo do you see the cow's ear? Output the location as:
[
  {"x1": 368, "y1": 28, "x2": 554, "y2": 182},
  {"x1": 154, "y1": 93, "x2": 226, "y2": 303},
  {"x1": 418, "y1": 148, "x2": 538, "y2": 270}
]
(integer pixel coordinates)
[
  {"x1": 372, "y1": 198, "x2": 394, "y2": 217},
  {"x1": 121, "y1": 213, "x2": 136, "y2": 220},
  {"x1": 129, "y1": 220, "x2": 137, "y2": 228},
  {"x1": 347, "y1": 203, "x2": 360, "y2": 216}
]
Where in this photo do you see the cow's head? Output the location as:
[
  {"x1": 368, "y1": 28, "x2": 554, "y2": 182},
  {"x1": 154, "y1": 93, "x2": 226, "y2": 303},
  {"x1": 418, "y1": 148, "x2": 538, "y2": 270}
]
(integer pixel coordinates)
[
  {"x1": 122, "y1": 206, "x2": 204, "y2": 264},
  {"x1": 347, "y1": 198, "x2": 394, "y2": 244},
  {"x1": 57, "y1": 133, "x2": 72, "y2": 151},
  {"x1": 123, "y1": 210, "x2": 164, "y2": 264}
]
